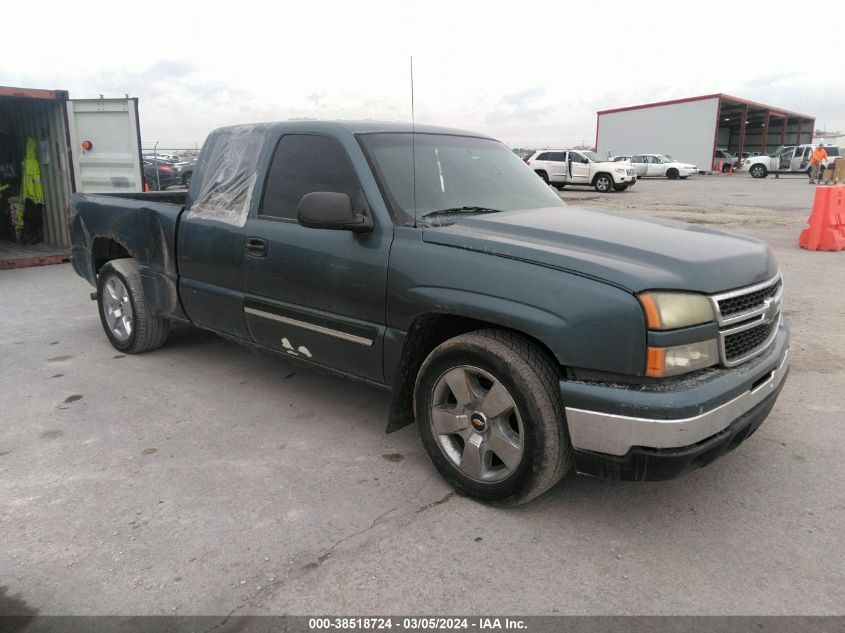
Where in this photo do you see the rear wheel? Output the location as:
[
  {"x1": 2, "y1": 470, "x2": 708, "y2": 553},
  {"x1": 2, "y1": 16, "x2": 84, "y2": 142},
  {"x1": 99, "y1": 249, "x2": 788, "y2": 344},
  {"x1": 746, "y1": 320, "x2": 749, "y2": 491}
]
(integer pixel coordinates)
[
  {"x1": 667, "y1": 168, "x2": 679, "y2": 180},
  {"x1": 535, "y1": 170, "x2": 549, "y2": 184},
  {"x1": 594, "y1": 174, "x2": 613, "y2": 192},
  {"x1": 414, "y1": 330, "x2": 572, "y2": 505},
  {"x1": 184, "y1": 172, "x2": 192, "y2": 188},
  {"x1": 749, "y1": 164, "x2": 768, "y2": 179},
  {"x1": 97, "y1": 259, "x2": 170, "y2": 354}
]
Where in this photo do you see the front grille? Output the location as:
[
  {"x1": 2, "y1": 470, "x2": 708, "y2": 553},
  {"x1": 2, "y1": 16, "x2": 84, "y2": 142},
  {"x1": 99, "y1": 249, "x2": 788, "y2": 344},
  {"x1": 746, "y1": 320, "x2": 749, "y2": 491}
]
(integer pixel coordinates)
[
  {"x1": 724, "y1": 320, "x2": 777, "y2": 362},
  {"x1": 718, "y1": 278, "x2": 781, "y2": 319}
]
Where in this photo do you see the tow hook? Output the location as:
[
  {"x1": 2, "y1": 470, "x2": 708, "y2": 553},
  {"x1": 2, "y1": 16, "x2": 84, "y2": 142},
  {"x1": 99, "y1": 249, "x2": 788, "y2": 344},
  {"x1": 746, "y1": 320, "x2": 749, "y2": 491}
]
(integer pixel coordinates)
[{"x1": 90, "y1": 292, "x2": 98, "y2": 301}]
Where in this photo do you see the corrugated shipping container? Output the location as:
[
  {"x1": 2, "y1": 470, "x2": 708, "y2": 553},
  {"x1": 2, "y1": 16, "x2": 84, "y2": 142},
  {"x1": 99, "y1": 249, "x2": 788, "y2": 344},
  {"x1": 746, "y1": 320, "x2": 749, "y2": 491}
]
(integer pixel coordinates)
[{"x1": 0, "y1": 87, "x2": 143, "y2": 252}]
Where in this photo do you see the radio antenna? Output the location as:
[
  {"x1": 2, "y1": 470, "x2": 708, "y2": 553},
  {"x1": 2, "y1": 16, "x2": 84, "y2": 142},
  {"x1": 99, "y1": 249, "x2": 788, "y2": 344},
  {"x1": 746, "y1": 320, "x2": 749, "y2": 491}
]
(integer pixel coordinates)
[{"x1": 410, "y1": 55, "x2": 417, "y2": 228}]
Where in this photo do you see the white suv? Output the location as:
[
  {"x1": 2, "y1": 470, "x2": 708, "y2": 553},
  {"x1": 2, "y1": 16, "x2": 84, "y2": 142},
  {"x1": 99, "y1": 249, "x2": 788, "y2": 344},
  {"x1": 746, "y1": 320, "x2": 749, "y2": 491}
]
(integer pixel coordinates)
[{"x1": 527, "y1": 149, "x2": 636, "y2": 192}]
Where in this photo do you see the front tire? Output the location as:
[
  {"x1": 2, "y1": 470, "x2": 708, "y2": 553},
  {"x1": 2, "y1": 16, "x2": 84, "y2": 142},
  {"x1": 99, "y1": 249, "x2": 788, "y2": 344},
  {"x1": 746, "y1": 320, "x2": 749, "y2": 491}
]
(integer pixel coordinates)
[
  {"x1": 594, "y1": 174, "x2": 613, "y2": 192},
  {"x1": 749, "y1": 164, "x2": 768, "y2": 178},
  {"x1": 414, "y1": 330, "x2": 572, "y2": 505},
  {"x1": 97, "y1": 259, "x2": 170, "y2": 353}
]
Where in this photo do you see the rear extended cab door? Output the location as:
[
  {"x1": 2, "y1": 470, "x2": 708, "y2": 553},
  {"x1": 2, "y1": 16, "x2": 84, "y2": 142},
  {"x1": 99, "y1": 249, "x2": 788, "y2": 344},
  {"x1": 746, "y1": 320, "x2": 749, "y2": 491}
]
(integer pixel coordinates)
[
  {"x1": 175, "y1": 126, "x2": 272, "y2": 340},
  {"x1": 239, "y1": 129, "x2": 393, "y2": 383}
]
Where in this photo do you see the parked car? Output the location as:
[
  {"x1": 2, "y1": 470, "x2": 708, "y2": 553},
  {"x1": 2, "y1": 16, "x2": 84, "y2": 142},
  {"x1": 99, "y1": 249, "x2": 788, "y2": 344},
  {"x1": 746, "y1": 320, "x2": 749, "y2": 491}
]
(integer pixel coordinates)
[
  {"x1": 143, "y1": 153, "x2": 180, "y2": 163},
  {"x1": 713, "y1": 148, "x2": 736, "y2": 172},
  {"x1": 69, "y1": 121, "x2": 788, "y2": 505},
  {"x1": 178, "y1": 163, "x2": 194, "y2": 187},
  {"x1": 742, "y1": 144, "x2": 840, "y2": 178},
  {"x1": 142, "y1": 159, "x2": 181, "y2": 190},
  {"x1": 612, "y1": 155, "x2": 647, "y2": 179},
  {"x1": 628, "y1": 154, "x2": 698, "y2": 179},
  {"x1": 527, "y1": 149, "x2": 636, "y2": 192}
]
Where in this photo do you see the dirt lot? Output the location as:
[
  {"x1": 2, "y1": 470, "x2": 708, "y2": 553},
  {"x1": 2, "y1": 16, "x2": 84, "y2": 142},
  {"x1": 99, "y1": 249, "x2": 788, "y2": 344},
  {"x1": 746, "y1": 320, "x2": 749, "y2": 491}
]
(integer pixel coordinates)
[{"x1": 1, "y1": 175, "x2": 843, "y2": 617}]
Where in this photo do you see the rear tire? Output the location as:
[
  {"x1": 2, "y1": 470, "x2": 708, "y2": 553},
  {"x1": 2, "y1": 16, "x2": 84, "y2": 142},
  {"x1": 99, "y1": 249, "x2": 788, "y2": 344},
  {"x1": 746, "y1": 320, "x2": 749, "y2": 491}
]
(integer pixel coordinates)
[
  {"x1": 667, "y1": 168, "x2": 679, "y2": 180},
  {"x1": 97, "y1": 259, "x2": 170, "y2": 354},
  {"x1": 749, "y1": 164, "x2": 768, "y2": 179},
  {"x1": 594, "y1": 174, "x2": 613, "y2": 192},
  {"x1": 414, "y1": 329, "x2": 573, "y2": 506}
]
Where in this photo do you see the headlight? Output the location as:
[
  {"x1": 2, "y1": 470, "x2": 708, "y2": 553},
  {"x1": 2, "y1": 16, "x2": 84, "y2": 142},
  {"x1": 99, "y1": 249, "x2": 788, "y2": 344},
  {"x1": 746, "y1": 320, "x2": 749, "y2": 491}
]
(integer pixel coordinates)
[
  {"x1": 646, "y1": 339, "x2": 719, "y2": 377},
  {"x1": 638, "y1": 292, "x2": 715, "y2": 330}
]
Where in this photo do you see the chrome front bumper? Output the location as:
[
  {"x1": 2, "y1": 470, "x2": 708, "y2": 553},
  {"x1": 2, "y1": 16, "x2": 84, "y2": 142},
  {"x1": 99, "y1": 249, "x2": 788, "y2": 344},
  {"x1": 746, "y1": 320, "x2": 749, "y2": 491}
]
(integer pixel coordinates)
[{"x1": 565, "y1": 349, "x2": 789, "y2": 457}]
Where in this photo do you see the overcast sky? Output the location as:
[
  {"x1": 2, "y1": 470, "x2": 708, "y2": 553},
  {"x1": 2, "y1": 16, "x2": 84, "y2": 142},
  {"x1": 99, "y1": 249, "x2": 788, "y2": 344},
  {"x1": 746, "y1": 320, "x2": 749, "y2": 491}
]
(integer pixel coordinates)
[{"x1": 3, "y1": 0, "x2": 843, "y2": 149}]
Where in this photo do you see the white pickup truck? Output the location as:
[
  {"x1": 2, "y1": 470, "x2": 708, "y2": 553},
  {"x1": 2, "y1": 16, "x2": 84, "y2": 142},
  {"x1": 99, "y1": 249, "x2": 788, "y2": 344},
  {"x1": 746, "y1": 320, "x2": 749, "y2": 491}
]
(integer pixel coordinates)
[
  {"x1": 527, "y1": 149, "x2": 636, "y2": 192},
  {"x1": 742, "y1": 144, "x2": 841, "y2": 178}
]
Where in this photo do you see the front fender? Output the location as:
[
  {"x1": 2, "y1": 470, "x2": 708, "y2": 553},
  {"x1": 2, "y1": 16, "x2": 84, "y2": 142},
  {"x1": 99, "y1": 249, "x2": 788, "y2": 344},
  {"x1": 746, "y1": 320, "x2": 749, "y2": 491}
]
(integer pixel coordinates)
[{"x1": 387, "y1": 229, "x2": 647, "y2": 377}]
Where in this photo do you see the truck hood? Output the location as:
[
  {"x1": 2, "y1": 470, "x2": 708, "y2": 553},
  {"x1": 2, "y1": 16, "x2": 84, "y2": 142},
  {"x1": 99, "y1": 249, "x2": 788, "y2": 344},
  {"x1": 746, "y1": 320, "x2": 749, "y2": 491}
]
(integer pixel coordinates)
[{"x1": 422, "y1": 206, "x2": 776, "y2": 294}]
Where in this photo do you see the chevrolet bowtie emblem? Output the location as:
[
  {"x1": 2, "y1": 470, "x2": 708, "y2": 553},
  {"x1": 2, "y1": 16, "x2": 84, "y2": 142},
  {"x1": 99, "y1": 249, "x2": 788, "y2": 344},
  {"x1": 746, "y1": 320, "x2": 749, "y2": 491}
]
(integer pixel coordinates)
[{"x1": 762, "y1": 298, "x2": 778, "y2": 324}]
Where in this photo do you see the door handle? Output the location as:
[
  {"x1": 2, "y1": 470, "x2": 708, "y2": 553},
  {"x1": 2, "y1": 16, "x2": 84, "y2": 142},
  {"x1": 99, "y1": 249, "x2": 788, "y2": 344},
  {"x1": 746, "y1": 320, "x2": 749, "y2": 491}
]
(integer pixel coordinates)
[{"x1": 246, "y1": 237, "x2": 268, "y2": 257}]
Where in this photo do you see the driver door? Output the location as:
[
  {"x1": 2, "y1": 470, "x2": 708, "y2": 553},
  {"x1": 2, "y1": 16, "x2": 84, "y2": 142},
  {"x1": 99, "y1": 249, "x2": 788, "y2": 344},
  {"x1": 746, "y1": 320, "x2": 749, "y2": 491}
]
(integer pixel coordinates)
[
  {"x1": 242, "y1": 133, "x2": 391, "y2": 382},
  {"x1": 567, "y1": 151, "x2": 591, "y2": 183},
  {"x1": 645, "y1": 156, "x2": 664, "y2": 177}
]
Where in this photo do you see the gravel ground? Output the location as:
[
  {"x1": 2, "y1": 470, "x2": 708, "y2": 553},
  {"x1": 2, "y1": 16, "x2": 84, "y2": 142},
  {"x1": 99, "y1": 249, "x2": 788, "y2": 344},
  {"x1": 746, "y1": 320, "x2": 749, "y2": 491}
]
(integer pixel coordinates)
[{"x1": 0, "y1": 175, "x2": 843, "y2": 617}]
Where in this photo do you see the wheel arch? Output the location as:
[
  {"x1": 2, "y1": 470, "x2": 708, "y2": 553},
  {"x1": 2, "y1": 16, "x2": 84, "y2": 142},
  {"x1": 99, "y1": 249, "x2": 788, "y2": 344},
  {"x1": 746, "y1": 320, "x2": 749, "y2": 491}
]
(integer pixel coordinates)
[
  {"x1": 385, "y1": 313, "x2": 562, "y2": 434},
  {"x1": 91, "y1": 236, "x2": 133, "y2": 275}
]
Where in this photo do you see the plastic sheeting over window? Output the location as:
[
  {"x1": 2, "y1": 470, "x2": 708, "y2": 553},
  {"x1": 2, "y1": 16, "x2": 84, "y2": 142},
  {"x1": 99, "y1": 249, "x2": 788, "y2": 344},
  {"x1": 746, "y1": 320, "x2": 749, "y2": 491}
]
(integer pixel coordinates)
[{"x1": 187, "y1": 123, "x2": 273, "y2": 227}]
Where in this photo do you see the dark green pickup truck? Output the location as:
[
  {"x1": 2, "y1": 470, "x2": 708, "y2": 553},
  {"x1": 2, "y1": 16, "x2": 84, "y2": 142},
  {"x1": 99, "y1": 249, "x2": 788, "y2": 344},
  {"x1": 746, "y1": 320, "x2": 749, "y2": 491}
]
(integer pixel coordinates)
[{"x1": 69, "y1": 121, "x2": 789, "y2": 504}]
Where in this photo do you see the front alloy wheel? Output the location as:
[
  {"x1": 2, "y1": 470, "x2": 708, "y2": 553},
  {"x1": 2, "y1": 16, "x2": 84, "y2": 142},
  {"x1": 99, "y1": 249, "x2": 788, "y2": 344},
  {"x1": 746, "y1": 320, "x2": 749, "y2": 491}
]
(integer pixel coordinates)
[
  {"x1": 429, "y1": 365, "x2": 524, "y2": 483},
  {"x1": 594, "y1": 174, "x2": 612, "y2": 192},
  {"x1": 415, "y1": 329, "x2": 573, "y2": 505}
]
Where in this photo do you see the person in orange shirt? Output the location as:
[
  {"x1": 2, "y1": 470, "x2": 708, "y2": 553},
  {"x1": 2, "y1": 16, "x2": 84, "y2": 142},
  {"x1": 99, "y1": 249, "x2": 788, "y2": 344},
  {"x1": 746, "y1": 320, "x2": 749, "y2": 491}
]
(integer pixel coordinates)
[{"x1": 809, "y1": 144, "x2": 828, "y2": 183}]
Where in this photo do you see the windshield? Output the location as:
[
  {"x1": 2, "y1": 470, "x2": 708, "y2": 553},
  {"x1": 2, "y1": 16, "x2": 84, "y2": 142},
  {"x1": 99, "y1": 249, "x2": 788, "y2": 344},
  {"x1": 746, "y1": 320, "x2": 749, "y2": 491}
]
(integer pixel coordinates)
[
  {"x1": 359, "y1": 133, "x2": 564, "y2": 225},
  {"x1": 581, "y1": 151, "x2": 602, "y2": 162}
]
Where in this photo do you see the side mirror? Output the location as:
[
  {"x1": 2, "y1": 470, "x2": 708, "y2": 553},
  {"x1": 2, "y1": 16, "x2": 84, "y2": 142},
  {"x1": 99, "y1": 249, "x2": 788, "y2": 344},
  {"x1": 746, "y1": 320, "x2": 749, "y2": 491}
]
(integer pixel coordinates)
[{"x1": 297, "y1": 192, "x2": 372, "y2": 233}]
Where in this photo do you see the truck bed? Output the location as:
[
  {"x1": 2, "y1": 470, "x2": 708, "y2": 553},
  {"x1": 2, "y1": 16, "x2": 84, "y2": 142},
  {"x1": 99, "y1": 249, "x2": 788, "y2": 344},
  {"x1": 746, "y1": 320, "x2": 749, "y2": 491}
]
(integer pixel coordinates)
[{"x1": 68, "y1": 191, "x2": 188, "y2": 321}]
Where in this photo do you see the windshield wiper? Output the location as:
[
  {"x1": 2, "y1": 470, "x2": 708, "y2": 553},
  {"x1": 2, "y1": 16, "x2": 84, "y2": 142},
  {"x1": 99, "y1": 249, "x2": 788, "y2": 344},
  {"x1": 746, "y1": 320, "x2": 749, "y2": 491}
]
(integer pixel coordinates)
[{"x1": 420, "y1": 206, "x2": 501, "y2": 220}]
